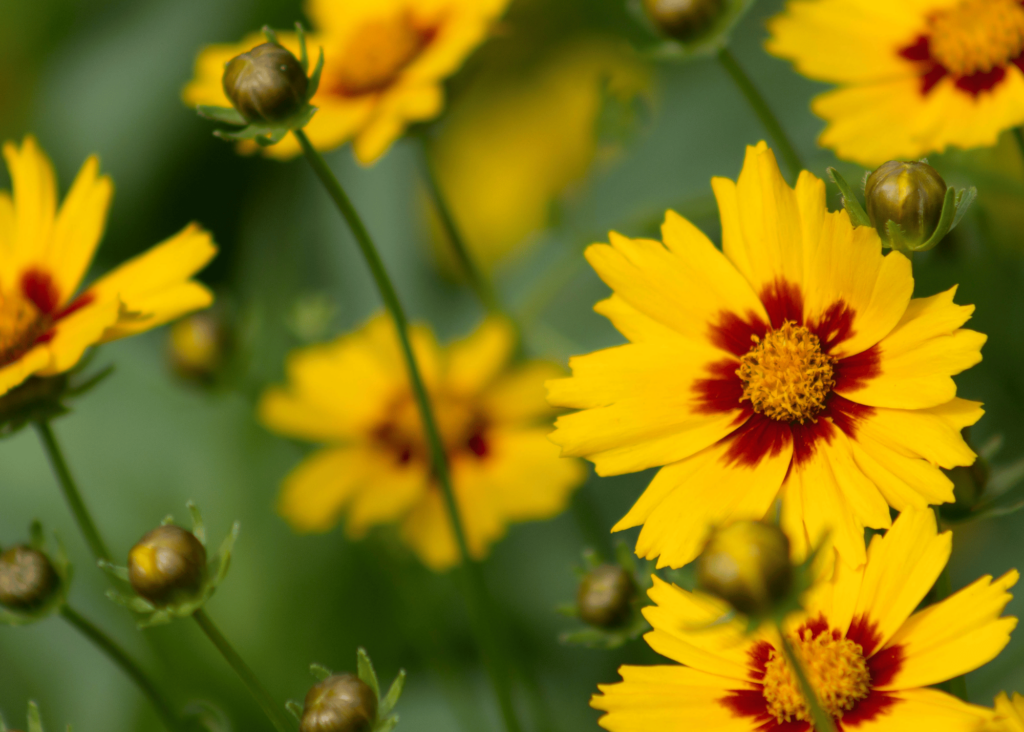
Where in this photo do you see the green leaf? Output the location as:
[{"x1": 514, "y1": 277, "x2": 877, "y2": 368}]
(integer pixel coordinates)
[
  {"x1": 196, "y1": 106, "x2": 246, "y2": 126},
  {"x1": 29, "y1": 521, "x2": 45, "y2": 550},
  {"x1": 379, "y1": 669, "x2": 406, "y2": 718},
  {"x1": 27, "y1": 702, "x2": 42, "y2": 732},
  {"x1": 98, "y1": 561, "x2": 130, "y2": 582},
  {"x1": 886, "y1": 220, "x2": 913, "y2": 254},
  {"x1": 357, "y1": 648, "x2": 381, "y2": 700},
  {"x1": 295, "y1": 22, "x2": 309, "y2": 72},
  {"x1": 188, "y1": 502, "x2": 206, "y2": 546},
  {"x1": 262, "y1": 25, "x2": 280, "y2": 45},
  {"x1": 827, "y1": 168, "x2": 871, "y2": 228},
  {"x1": 310, "y1": 663, "x2": 333, "y2": 681},
  {"x1": 911, "y1": 186, "x2": 956, "y2": 252},
  {"x1": 285, "y1": 701, "x2": 303, "y2": 720},
  {"x1": 376, "y1": 716, "x2": 399, "y2": 732},
  {"x1": 307, "y1": 49, "x2": 325, "y2": 100},
  {"x1": 950, "y1": 186, "x2": 977, "y2": 231}
]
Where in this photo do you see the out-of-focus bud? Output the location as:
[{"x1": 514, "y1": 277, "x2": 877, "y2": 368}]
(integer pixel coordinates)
[
  {"x1": 865, "y1": 160, "x2": 947, "y2": 247},
  {"x1": 168, "y1": 312, "x2": 227, "y2": 382},
  {"x1": 300, "y1": 674, "x2": 378, "y2": 732},
  {"x1": 696, "y1": 521, "x2": 792, "y2": 617},
  {"x1": 941, "y1": 459, "x2": 990, "y2": 521},
  {"x1": 0, "y1": 546, "x2": 58, "y2": 610},
  {"x1": 223, "y1": 42, "x2": 309, "y2": 123},
  {"x1": 577, "y1": 564, "x2": 636, "y2": 628},
  {"x1": 642, "y1": 0, "x2": 724, "y2": 41},
  {"x1": 128, "y1": 525, "x2": 207, "y2": 607}
]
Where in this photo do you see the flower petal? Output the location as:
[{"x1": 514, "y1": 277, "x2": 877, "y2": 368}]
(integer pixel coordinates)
[
  {"x1": 850, "y1": 688, "x2": 995, "y2": 732},
  {"x1": 277, "y1": 447, "x2": 376, "y2": 533},
  {"x1": 50, "y1": 155, "x2": 113, "y2": 300},
  {"x1": 445, "y1": 315, "x2": 515, "y2": 396}
]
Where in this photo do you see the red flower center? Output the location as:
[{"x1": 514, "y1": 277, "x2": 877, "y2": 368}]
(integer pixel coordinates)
[{"x1": 372, "y1": 391, "x2": 490, "y2": 466}]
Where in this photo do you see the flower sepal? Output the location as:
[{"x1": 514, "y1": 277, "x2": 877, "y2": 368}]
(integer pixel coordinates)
[
  {"x1": 0, "y1": 522, "x2": 71, "y2": 627},
  {"x1": 101, "y1": 502, "x2": 239, "y2": 628},
  {"x1": 287, "y1": 649, "x2": 406, "y2": 732},
  {"x1": 0, "y1": 358, "x2": 114, "y2": 439},
  {"x1": 1, "y1": 701, "x2": 70, "y2": 732},
  {"x1": 558, "y1": 543, "x2": 651, "y2": 649},
  {"x1": 198, "y1": 23, "x2": 324, "y2": 147},
  {"x1": 828, "y1": 165, "x2": 976, "y2": 254},
  {"x1": 628, "y1": 0, "x2": 754, "y2": 60}
]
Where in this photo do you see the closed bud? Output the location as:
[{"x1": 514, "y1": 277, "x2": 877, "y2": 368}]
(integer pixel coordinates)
[
  {"x1": 642, "y1": 0, "x2": 724, "y2": 41},
  {"x1": 128, "y1": 525, "x2": 206, "y2": 606},
  {"x1": 577, "y1": 564, "x2": 635, "y2": 628},
  {"x1": 168, "y1": 312, "x2": 227, "y2": 382},
  {"x1": 696, "y1": 521, "x2": 792, "y2": 617},
  {"x1": 865, "y1": 160, "x2": 947, "y2": 247},
  {"x1": 223, "y1": 42, "x2": 308, "y2": 123},
  {"x1": 301, "y1": 674, "x2": 378, "y2": 732},
  {"x1": 0, "y1": 546, "x2": 58, "y2": 610}
]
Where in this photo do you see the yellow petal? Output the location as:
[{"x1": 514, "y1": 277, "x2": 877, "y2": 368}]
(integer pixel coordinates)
[
  {"x1": 848, "y1": 688, "x2": 995, "y2": 732},
  {"x1": 445, "y1": 315, "x2": 515, "y2": 396},
  {"x1": 345, "y1": 452, "x2": 427, "y2": 538},
  {"x1": 483, "y1": 361, "x2": 562, "y2": 424},
  {"x1": 2, "y1": 137, "x2": 57, "y2": 291},
  {"x1": 0, "y1": 346, "x2": 51, "y2": 398},
  {"x1": 50, "y1": 155, "x2": 114, "y2": 299},
  {"x1": 37, "y1": 299, "x2": 121, "y2": 375},
  {"x1": 277, "y1": 447, "x2": 375, "y2": 533}
]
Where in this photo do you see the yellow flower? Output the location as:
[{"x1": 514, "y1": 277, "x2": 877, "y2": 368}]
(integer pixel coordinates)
[
  {"x1": 428, "y1": 38, "x2": 650, "y2": 273},
  {"x1": 547, "y1": 142, "x2": 986, "y2": 569},
  {"x1": 0, "y1": 136, "x2": 216, "y2": 398},
  {"x1": 183, "y1": 0, "x2": 511, "y2": 164},
  {"x1": 592, "y1": 509, "x2": 1016, "y2": 732},
  {"x1": 260, "y1": 314, "x2": 585, "y2": 570},
  {"x1": 766, "y1": 0, "x2": 1024, "y2": 166},
  {"x1": 984, "y1": 693, "x2": 1024, "y2": 732}
]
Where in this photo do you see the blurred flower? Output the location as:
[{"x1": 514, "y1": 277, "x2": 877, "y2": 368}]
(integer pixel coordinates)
[
  {"x1": 547, "y1": 141, "x2": 986, "y2": 569},
  {"x1": 184, "y1": 0, "x2": 511, "y2": 164},
  {"x1": 984, "y1": 693, "x2": 1024, "y2": 732},
  {"x1": 261, "y1": 314, "x2": 585, "y2": 570},
  {"x1": 0, "y1": 136, "x2": 216, "y2": 399},
  {"x1": 695, "y1": 521, "x2": 792, "y2": 618},
  {"x1": 427, "y1": 38, "x2": 650, "y2": 273},
  {"x1": 0, "y1": 545, "x2": 58, "y2": 611},
  {"x1": 300, "y1": 674, "x2": 377, "y2": 732},
  {"x1": 766, "y1": 0, "x2": 1024, "y2": 166},
  {"x1": 592, "y1": 509, "x2": 1015, "y2": 731},
  {"x1": 577, "y1": 563, "x2": 636, "y2": 629},
  {"x1": 168, "y1": 311, "x2": 228, "y2": 383},
  {"x1": 641, "y1": 0, "x2": 724, "y2": 42}
]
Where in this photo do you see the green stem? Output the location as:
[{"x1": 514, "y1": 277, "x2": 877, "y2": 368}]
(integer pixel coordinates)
[
  {"x1": 34, "y1": 420, "x2": 112, "y2": 565},
  {"x1": 193, "y1": 609, "x2": 292, "y2": 732},
  {"x1": 417, "y1": 134, "x2": 501, "y2": 313},
  {"x1": 294, "y1": 128, "x2": 523, "y2": 732},
  {"x1": 717, "y1": 47, "x2": 804, "y2": 181},
  {"x1": 60, "y1": 605, "x2": 181, "y2": 731},
  {"x1": 777, "y1": 627, "x2": 839, "y2": 732},
  {"x1": 932, "y1": 508, "x2": 969, "y2": 701}
]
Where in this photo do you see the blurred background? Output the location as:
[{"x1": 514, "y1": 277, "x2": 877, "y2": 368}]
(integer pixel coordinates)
[{"x1": 2, "y1": 0, "x2": 1024, "y2": 729}]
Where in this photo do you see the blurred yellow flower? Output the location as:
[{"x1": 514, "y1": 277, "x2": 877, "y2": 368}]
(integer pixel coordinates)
[
  {"x1": 592, "y1": 509, "x2": 1015, "y2": 732},
  {"x1": 547, "y1": 142, "x2": 986, "y2": 569},
  {"x1": 766, "y1": 0, "x2": 1024, "y2": 166},
  {"x1": 985, "y1": 693, "x2": 1024, "y2": 732},
  {"x1": 260, "y1": 314, "x2": 584, "y2": 570},
  {"x1": 427, "y1": 38, "x2": 650, "y2": 273},
  {"x1": 0, "y1": 136, "x2": 216, "y2": 398},
  {"x1": 183, "y1": 0, "x2": 511, "y2": 164}
]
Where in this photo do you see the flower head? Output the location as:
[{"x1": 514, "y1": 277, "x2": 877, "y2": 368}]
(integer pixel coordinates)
[
  {"x1": 767, "y1": 0, "x2": 1024, "y2": 165},
  {"x1": 184, "y1": 0, "x2": 511, "y2": 164},
  {"x1": 592, "y1": 509, "x2": 1016, "y2": 732},
  {"x1": 547, "y1": 142, "x2": 986, "y2": 568},
  {"x1": 0, "y1": 136, "x2": 216, "y2": 399},
  {"x1": 260, "y1": 314, "x2": 584, "y2": 570}
]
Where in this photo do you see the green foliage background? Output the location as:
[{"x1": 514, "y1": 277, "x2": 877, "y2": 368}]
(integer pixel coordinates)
[{"x1": 2, "y1": 0, "x2": 1024, "y2": 729}]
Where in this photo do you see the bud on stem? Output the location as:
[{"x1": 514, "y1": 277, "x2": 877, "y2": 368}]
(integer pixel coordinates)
[
  {"x1": 301, "y1": 674, "x2": 378, "y2": 732},
  {"x1": 577, "y1": 564, "x2": 636, "y2": 628},
  {"x1": 696, "y1": 521, "x2": 792, "y2": 617},
  {"x1": 642, "y1": 0, "x2": 724, "y2": 41},
  {"x1": 223, "y1": 42, "x2": 309, "y2": 123},
  {"x1": 128, "y1": 525, "x2": 207, "y2": 607},
  {"x1": 0, "y1": 546, "x2": 58, "y2": 610},
  {"x1": 865, "y1": 161, "x2": 947, "y2": 249}
]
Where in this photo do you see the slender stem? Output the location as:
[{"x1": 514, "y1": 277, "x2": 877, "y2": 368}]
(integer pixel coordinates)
[
  {"x1": 932, "y1": 508, "x2": 969, "y2": 701},
  {"x1": 34, "y1": 420, "x2": 111, "y2": 564},
  {"x1": 60, "y1": 605, "x2": 181, "y2": 731},
  {"x1": 777, "y1": 627, "x2": 839, "y2": 732},
  {"x1": 193, "y1": 609, "x2": 291, "y2": 732},
  {"x1": 417, "y1": 135, "x2": 501, "y2": 313},
  {"x1": 717, "y1": 47, "x2": 804, "y2": 180},
  {"x1": 1013, "y1": 127, "x2": 1024, "y2": 168},
  {"x1": 294, "y1": 128, "x2": 522, "y2": 732}
]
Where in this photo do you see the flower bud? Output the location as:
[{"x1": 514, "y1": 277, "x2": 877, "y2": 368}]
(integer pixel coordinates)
[
  {"x1": 642, "y1": 0, "x2": 724, "y2": 41},
  {"x1": 696, "y1": 521, "x2": 792, "y2": 617},
  {"x1": 577, "y1": 564, "x2": 636, "y2": 628},
  {"x1": 128, "y1": 525, "x2": 206, "y2": 606},
  {"x1": 223, "y1": 42, "x2": 308, "y2": 123},
  {"x1": 301, "y1": 674, "x2": 378, "y2": 732},
  {"x1": 0, "y1": 546, "x2": 58, "y2": 610},
  {"x1": 864, "y1": 160, "x2": 947, "y2": 247},
  {"x1": 168, "y1": 312, "x2": 227, "y2": 382}
]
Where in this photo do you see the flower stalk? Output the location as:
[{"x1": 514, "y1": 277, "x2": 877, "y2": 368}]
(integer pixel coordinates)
[
  {"x1": 776, "y1": 626, "x2": 839, "y2": 732},
  {"x1": 293, "y1": 127, "x2": 522, "y2": 732},
  {"x1": 717, "y1": 47, "x2": 803, "y2": 180},
  {"x1": 34, "y1": 420, "x2": 112, "y2": 565},
  {"x1": 193, "y1": 608, "x2": 293, "y2": 732}
]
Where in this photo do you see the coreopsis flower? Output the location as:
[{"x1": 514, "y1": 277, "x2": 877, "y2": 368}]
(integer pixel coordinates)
[
  {"x1": 592, "y1": 509, "x2": 1016, "y2": 732},
  {"x1": 766, "y1": 0, "x2": 1024, "y2": 166},
  {"x1": 183, "y1": 0, "x2": 511, "y2": 164},
  {"x1": 985, "y1": 693, "x2": 1024, "y2": 732},
  {"x1": 428, "y1": 38, "x2": 649, "y2": 273},
  {"x1": 260, "y1": 314, "x2": 585, "y2": 570},
  {"x1": 0, "y1": 137, "x2": 216, "y2": 398},
  {"x1": 547, "y1": 141, "x2": 986, "y2": 568}
]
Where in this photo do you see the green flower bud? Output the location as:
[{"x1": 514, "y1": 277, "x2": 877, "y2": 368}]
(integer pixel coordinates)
[
  {"x1": 642, "y1": 0, "x2": 724, "y2": 41},
  {"x1": 223, "y1": 42, "x2": 309, "y2": 123},
  {"x1": 128, "y1": 525, "x2": 206, "y2": 607},
  {"x1": 168, "y1": 312, "x2": 228, "y2": 383},
  {"x1": 696, "y1": 521, "x2": 792, "y2": 617},
  {"x1": 301, "y1": 674, "x2": 378, "y2": 732},
  {"x1": 0, "y1": 546, "x2": 58, "y2": 610},
  {"x1": 865, "y1": 160, "x2": 947, "y2": 247},
  {"x1": 577, "y1": 564, "x2": 636, "y2": 628}
]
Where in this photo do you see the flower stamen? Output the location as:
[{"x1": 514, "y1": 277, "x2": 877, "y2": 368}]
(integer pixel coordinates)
[
  {"x1": 927, "y1": 0, "x2": 1024, "y2": 76},
  {"x1": 0, "y1": 291, "x2": 50, "y2": 367},
  {"x1": 335, "y1": 13, "x2": 430, "y2": 96}
]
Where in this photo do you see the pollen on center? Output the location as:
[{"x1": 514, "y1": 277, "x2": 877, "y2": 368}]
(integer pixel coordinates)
[
  {"x1": 336, "y1": 13, "x2": 429, "y2": 96},
  {"x1": 737, "y1": 320, "x2": 836, "y2": 424},
  {"x1": 762, "y1": 627, "x2": 871, "y2": 724},
  {"x1": 927, "y1": 0, "x2": 1024, "y2": 77}
]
